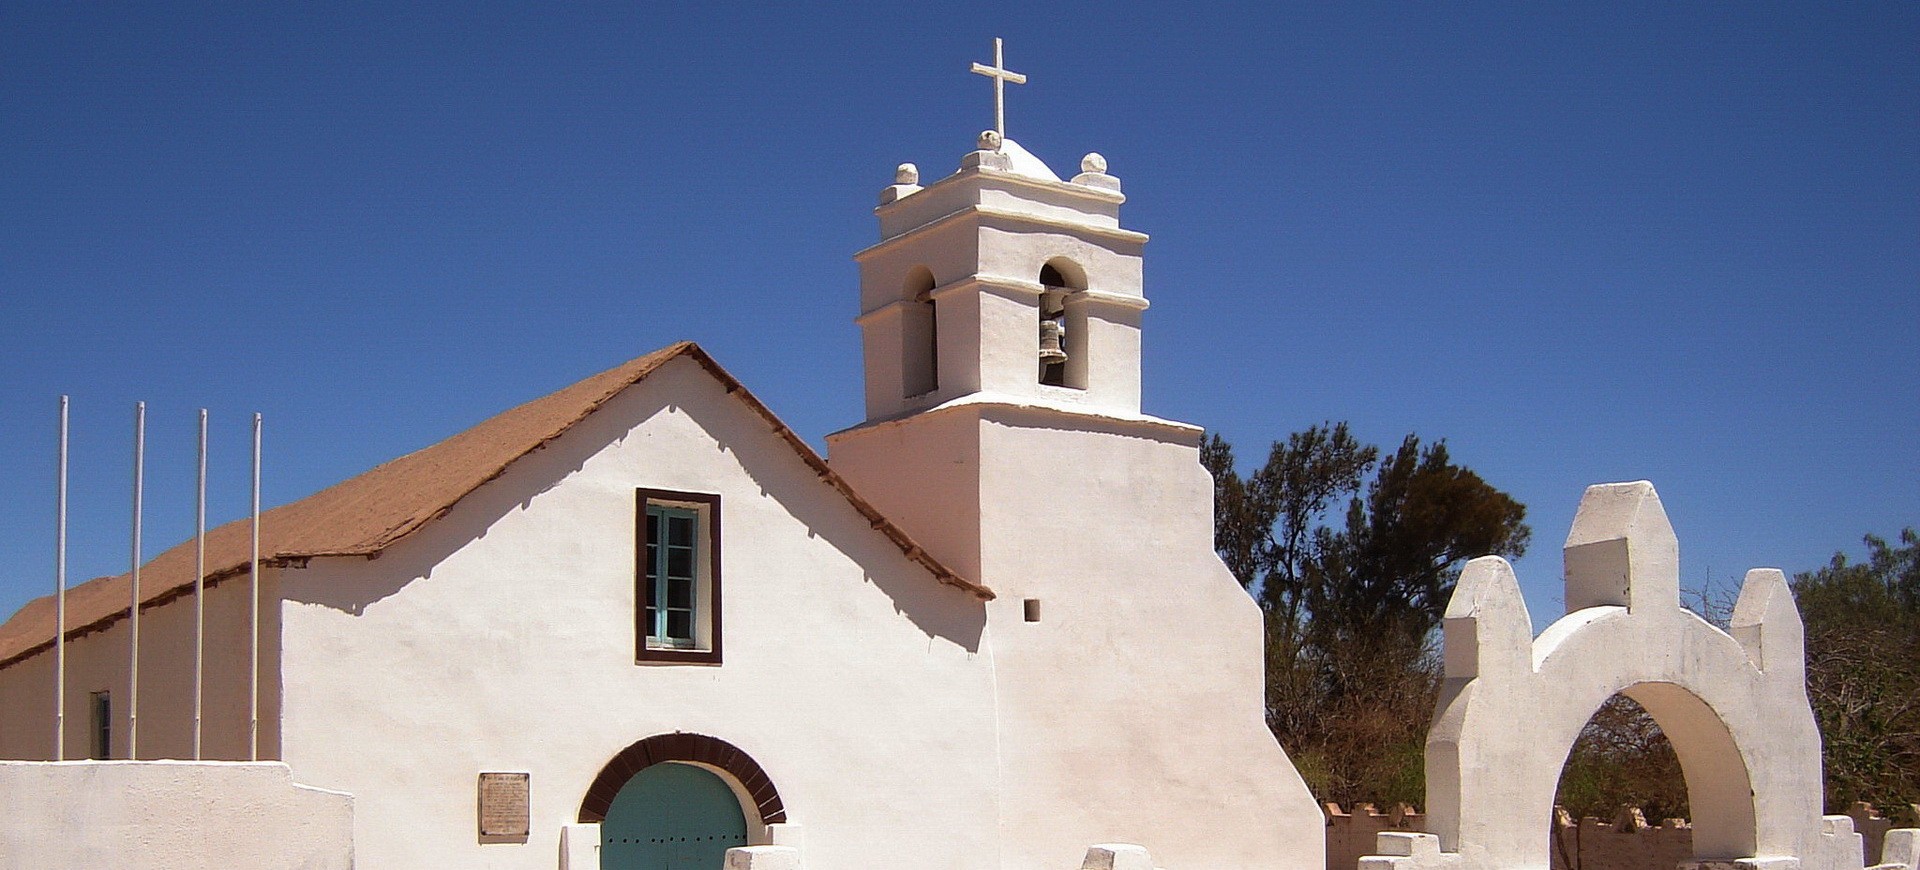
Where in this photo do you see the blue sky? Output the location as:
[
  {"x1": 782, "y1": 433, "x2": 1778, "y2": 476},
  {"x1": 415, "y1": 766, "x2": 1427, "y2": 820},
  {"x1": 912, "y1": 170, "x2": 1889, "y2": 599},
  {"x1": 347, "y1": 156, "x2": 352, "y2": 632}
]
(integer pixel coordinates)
[{"x1": 2, "y1": 3, "x2": 1915, "y2": 628}]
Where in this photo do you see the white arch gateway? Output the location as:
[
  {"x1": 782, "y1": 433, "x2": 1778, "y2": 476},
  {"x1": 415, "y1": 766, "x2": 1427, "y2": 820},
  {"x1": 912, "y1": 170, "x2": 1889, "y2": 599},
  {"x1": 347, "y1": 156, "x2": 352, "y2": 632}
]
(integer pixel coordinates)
[{"x1": 1363, "y1": 481, "x2": 1919, "y2": 870}]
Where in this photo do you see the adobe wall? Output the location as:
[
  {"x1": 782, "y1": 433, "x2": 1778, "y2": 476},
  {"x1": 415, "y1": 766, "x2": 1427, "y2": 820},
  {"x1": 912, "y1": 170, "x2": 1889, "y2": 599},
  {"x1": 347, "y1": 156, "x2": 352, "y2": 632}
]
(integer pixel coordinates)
[
  {"x1": 1329, "y1": 803, "x2": 1429, "y2": 870},
  {"x1": 966, "y1": 405, "x2": 1322, "y2": 870},
  {"x1": 1547, "y1": 808, "x2": 1694, "y2": 870},
  {"x1": 0, "y1": 567, "x2": 281, "y2": 762},
  {"x1": 0, "y1": 760, "x2": 352, "y2": 869},
  {"x1": 1330, "y1": 804, "x2": 1916, "y2": 870}
]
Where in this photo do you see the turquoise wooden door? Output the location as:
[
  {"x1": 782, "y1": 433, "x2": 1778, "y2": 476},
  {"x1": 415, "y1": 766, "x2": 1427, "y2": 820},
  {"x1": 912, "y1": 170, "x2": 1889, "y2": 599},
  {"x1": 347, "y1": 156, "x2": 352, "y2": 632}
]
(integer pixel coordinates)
[{"x1": 601, "y1": 762, "x2": 748, "y2": 870}]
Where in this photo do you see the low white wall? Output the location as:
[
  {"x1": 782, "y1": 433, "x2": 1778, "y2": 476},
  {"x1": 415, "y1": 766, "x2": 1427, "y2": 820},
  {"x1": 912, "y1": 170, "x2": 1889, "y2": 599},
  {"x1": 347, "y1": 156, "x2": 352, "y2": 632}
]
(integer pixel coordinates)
[{"x1": 0, "y1": 760, "x2": 352, "y2": 870}]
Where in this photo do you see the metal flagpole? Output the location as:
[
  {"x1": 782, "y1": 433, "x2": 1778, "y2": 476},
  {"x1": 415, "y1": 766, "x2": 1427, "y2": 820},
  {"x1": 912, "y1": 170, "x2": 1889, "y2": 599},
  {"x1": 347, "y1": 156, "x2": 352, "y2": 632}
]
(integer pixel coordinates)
[
  {"x1": 194, "y1": 409, "x2": 207, "y2": 760},
  {"x1": 249, "y1": 412, "x2": 261, "y2": 762},
  {"x1": 129, "y1": 402, "x2": 145, "y2": 759},
  {"x1": 54, "y1": 396, "x2": 69, "y2": 761}
]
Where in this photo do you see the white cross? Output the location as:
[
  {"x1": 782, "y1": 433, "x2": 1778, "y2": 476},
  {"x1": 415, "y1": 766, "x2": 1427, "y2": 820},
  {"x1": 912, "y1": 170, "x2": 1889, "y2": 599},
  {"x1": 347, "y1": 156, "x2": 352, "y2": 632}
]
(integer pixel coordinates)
[{"x1": 970, "y1": 37, "x2": 1026, "y2": 145}]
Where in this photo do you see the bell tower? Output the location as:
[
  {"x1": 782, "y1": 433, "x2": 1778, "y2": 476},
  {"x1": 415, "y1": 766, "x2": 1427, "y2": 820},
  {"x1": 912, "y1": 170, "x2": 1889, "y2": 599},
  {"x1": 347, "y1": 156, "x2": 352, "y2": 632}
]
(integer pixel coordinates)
[
  {"x1": 826, "y1": 40, "x2": 1322, "y2": 870},
  {"x1": 852, "y1": 132, "x2": 1147, "y2": 423},
  {"x1": 830, "y1": 126, "x2": 1164, "y2": 584}
]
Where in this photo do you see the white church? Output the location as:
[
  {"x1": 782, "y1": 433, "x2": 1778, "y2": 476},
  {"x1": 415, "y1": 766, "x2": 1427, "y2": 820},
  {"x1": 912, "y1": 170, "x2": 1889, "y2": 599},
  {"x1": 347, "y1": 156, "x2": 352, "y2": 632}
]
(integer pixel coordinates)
[
  {"x1": 0, "y1": 45, "x2": 1323, "y2": 870},
  {"x1": 3, "y1": 42, "x2": 1912, "y2": 870}
]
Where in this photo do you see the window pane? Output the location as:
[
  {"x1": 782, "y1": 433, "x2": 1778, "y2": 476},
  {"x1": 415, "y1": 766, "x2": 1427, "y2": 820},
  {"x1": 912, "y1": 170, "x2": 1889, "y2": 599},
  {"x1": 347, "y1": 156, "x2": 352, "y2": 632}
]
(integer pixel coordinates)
[
  {"x1": 667, "y1": 546, "x2": 693, "y2": 578},
  {"x1": 666, "y1": 610, "x2": 692, "y2": 640},
  {"x1": 668, "y1": 577, "x2": 692, "y2": 608},
  {"x1": 644, "y1": 605, "x2": 658, "y2": 636},
  {"x1": 668, "y1": 514, "x2": 694, "y2": 547}
]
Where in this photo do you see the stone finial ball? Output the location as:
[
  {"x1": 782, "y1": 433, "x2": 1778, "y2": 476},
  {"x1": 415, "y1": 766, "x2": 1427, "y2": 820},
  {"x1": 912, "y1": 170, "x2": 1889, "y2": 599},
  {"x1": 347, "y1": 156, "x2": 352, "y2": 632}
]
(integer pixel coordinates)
[
  {"x1": 895, "y1": 163, "x2": 920, "y2": 185},
  {"x1": 1081, "y1": 152, "x2": 1108, "y2": 174},
  {"x1": 977, "y1": 130, "x2": 1003, "y2": 150}
]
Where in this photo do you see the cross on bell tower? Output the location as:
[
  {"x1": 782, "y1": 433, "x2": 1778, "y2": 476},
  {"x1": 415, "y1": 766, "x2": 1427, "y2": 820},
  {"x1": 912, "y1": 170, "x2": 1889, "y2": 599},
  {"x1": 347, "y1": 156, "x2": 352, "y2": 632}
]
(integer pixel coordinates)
[
  {"x1": 838, "y1": 42, "x2": 1145, "y2": 428},
  {"x1": 970, "y1": 37, "x2": 1026, "y2": 145}
]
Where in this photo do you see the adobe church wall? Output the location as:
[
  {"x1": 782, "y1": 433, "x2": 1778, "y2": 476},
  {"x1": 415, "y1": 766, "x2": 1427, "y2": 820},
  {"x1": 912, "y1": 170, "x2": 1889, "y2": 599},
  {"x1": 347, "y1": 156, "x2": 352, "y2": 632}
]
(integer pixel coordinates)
[
  {"x1": 274, "y1": 355, "x2": 1003, "y2": 869},
  {"x1": 0, "y1": 760, "x2": 351, "y2": 869},
  {"x1": 0, "y1": 565, "x2": 281, "y2": 763},
  {"x1": 970, "y1": 409, "x2": 1325, "y2": 870}
]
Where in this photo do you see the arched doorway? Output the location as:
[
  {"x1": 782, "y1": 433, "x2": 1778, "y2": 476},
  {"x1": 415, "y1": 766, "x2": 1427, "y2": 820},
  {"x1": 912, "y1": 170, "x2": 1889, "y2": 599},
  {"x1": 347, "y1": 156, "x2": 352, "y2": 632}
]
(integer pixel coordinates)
[
  {"x1": 601, "y1": 762, "x2": 747, "y2": 869},
  {"x1": 579, "y1": 733, "x2": 788, "y2": 869}
]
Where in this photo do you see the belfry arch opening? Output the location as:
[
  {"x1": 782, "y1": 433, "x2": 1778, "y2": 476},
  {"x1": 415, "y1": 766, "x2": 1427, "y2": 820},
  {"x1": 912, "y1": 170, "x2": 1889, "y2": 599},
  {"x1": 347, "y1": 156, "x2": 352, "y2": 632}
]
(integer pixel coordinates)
[
  {"x1": 902, "y1": 266, "x2": 938, "y2": 397},
  {"x1": 1037, "y1": 259, "x2": 1088, "y2": 390},
  {"x1": 1549, "y1": 682, "x2": 1757, "y2": 864}
]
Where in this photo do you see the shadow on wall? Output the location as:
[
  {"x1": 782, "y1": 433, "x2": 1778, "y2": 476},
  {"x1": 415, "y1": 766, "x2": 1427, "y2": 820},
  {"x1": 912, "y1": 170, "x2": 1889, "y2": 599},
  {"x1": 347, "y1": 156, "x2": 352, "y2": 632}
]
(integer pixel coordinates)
[
  {"x1": 276, "y1": 417, "x2": 596, "y2": 617},
  {"x1": 702, "y1": 391, "x2": 989, "y2": 653},
  {"x1": 280, "y1": 367, "x2": 989, "y2": 653}
]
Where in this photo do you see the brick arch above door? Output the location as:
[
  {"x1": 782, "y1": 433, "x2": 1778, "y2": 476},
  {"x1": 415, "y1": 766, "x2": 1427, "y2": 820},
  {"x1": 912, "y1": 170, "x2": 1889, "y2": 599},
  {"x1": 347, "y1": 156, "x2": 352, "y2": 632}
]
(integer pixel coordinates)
[{"x1": 577, "y1": 732, "x2": 786, "y2": 825}]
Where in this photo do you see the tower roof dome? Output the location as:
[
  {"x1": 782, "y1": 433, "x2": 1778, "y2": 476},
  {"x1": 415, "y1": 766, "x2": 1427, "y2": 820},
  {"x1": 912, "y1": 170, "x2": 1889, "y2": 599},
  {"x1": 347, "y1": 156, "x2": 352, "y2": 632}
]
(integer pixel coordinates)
[{"x1": 994, "y1": 138, "x2": 1061, "y2": 182}]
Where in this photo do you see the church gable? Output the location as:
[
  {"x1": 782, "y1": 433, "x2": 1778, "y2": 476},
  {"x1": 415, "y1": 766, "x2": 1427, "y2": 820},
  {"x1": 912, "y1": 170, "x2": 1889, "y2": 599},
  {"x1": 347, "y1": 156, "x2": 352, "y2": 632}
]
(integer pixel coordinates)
[
  {"x1": 0, "y1": 342, "x2": 983, "y2": 670},
  {"x1": 272, "y1": 349, "x2": 1004, "y2": 868}
]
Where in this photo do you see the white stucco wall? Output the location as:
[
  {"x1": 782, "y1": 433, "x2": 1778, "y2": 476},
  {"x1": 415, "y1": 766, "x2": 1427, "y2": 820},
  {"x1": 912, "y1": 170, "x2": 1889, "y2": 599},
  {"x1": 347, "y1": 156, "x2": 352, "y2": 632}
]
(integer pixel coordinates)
[
  {"x1": 832, "y1": 402, "x2": 1325, "y2": 870},
  {"x1": 836, "y1": 140, "x2": 1323, "y2": 870},
  {"x1": 276, "y1": 355, "x2": 1004, "y2": 869},
  {"x1": 1417, "y1": 482, "x2": 1835, "y2": 870},
  {"x1": 979, "y1": 407, "x2": 1321, "y2": 870},
  {"x1": 0, "y1": 760, "x2": 351, "y2": 869}
]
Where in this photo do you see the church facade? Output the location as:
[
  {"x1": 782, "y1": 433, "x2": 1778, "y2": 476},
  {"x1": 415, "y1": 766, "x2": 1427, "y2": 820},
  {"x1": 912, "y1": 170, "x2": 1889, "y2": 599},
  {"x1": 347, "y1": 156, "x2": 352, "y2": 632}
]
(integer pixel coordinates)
[{"x1": 0, "y1": 126, "x2": 1324, "y2": 869}]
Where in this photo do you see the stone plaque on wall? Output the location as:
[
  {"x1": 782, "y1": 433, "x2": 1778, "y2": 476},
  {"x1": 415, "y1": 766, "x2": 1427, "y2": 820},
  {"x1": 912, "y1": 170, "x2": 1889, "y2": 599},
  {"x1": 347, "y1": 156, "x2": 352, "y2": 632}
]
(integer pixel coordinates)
[{"x1": 477, "y1": 772, "x2": 530, "y2": 840}]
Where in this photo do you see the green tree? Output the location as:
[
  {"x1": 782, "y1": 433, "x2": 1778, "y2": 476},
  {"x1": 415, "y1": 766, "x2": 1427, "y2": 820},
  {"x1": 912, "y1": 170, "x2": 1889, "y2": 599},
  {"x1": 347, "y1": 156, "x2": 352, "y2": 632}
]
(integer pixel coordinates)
[
  {"x1": 1204, "y1": 424, "x2": 1530, "y2": 806},
  {"x1": 1307, "y1": 436, "x2": 1531, "y2": 668},
  {"x1": 1202, "y1": 424, "x2": 1376, "y2": 674},
  {"x1": 1555, "y1": 694, "x2": 1689, "y2": 822},
  {"x1": 1794, "y1": 528, "x2": 1920, "y2": 815}
]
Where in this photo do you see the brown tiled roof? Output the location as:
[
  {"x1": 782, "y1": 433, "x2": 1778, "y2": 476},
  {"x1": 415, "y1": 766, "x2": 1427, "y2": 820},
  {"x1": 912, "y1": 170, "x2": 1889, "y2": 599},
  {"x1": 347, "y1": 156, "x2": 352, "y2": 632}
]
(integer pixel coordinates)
[{"x1": 0, "y1": 342, "x2": 989, "y2": 666}]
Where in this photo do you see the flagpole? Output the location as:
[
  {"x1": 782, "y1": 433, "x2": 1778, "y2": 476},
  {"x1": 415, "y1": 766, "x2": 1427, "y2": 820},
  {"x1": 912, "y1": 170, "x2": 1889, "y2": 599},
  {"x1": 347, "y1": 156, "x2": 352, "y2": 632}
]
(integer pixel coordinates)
[
  {"x1": 54, "y1": 396, "x2": 69, "y2": 761},
  {"x1": 249, "y1": 412, "x2": 261, "y2": 762},
  {"x1": 128, "y1": 401, "x2": 145, "y2": 759},
  {"x1": 194, "y1": 409, "x2": 207, "y2": 760}
]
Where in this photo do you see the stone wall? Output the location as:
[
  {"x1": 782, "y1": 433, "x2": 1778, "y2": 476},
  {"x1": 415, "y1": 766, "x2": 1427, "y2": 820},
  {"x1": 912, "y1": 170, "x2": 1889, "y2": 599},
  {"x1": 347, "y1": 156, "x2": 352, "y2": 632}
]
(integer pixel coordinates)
[{"x1": 1329, "y1": 803, "x2": 1920, "y2": 870}]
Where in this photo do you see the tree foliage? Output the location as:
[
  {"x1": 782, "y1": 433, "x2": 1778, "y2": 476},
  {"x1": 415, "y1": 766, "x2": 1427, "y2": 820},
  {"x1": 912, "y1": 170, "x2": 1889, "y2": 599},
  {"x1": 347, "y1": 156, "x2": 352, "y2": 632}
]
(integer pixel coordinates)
[
  {"x1": 1209, "y1": 418, "x2": 1919, "y2": 819},
  {"x1": 1203, "y1": 423, "x2": 1530, "y2": 806},
  {"x1": 1555, "y1": 694, "x2": 1689, "y2": 822},
  {"x1": 1794, "y1": 528, "x2": 1920, "y2": 814}
]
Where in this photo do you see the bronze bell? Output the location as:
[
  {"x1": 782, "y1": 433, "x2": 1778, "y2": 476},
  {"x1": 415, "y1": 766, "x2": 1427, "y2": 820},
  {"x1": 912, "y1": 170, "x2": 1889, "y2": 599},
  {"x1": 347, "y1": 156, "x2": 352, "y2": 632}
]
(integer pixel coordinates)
[{"x1": 1039, "y1": 319, "x2": 1068, "y2": 365}]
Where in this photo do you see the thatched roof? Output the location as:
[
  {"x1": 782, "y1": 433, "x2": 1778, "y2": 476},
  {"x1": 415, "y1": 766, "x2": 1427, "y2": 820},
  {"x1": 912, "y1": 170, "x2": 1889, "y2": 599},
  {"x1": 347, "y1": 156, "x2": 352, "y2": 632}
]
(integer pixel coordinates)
[{"x1": 0, "y1": 342, "x2": 988, "y2": 666}]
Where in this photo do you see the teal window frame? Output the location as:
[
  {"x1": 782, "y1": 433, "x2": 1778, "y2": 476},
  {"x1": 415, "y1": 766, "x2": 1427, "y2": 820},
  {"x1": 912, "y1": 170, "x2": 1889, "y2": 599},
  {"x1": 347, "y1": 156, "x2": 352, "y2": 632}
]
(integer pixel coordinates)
[
  {"x1": 645, "y1": 505, "x2": 698, "y2": 648},
  {"x1": 636, "y1": 489, "x2": 722, "y2": 665}
]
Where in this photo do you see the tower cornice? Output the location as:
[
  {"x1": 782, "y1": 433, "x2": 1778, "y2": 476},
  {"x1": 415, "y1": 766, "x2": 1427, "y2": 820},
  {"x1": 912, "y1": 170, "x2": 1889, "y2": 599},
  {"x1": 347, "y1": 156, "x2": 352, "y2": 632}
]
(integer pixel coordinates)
[{"x1": 854, "y1": 204, "x2": 1148, "y2": 262}]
